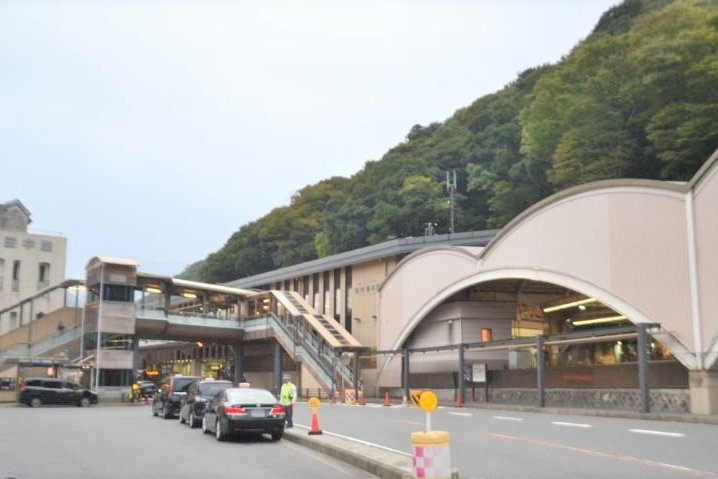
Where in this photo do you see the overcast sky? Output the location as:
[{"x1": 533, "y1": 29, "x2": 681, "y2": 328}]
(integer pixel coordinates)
[{"x1": 1, "y1": 0, "x2": 618, "y2": 279}]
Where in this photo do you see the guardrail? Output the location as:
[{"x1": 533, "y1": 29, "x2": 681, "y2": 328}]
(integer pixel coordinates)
[{"x1": 0, "y1": 327, "x2": 82, "y2": 362}]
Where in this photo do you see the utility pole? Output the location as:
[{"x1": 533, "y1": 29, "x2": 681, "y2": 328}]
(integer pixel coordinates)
[{"x1": 446, "y1": 169, "x2": 457, "y2": 234}]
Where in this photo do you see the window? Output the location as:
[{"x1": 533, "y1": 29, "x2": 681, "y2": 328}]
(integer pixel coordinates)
[
  {"x1": 9, "y1": 312, "x2": 17, "y2": 329},
  {"x1": 0, "y1": 258, "x2": 4, "y2": 291},
  {"x1": 323, "y1": 271, "x2": 330, "y2": 314},
  {"x1": 103, "y1": 284, "x2": 133, "y2": 302},
  {"x1": 4, "y1": 237, "x2": 16, "y2": 248},
  {"x1": 11, "y1": 260, "x2": 20, "y2": 292},
  {"x1": 313, "y1": 274, "x2": 319, "y2": 310},
  {"x1": 40, "y1": 240, "x2": 52, "y2": 252},
  {"x1": 38, "y1": 262, "x2": 50, "y2": 290},
  {"x1": 344, "y1": 266, "x2": 352, "y2": 331},
  {"x1": 98, "y1": 369, "x2": 133, "y2": 387}
]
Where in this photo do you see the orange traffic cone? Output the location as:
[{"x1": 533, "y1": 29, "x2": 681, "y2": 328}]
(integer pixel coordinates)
[
  {"x1": 455, "y1": 390, "x2": 464, "y2": 408},
  {"x1": 359, "y1": 391, "x2": 366, "y2": 406},
  {"x1": 308, "y1": 410, "x2": 322, "y2": 435},
  {"x1": 383, "y1": 391, "x2": 391, "y2": 407}
]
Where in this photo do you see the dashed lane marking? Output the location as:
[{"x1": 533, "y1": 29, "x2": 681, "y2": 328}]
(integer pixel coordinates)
[
  {"x1": 629, "y1": 429, "x2": 686, "y2": 438},
  {"x1": 448, "y1": 412, "x2": 473, "y2": 417},
  {"x1": 552, "y1": 421, "x2": 592, "y2": 428},
  {"x1": 494, "y1": 416, "x2": 524, "y2": 422}
]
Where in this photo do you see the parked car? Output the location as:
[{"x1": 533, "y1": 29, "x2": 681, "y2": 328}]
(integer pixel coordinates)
[
  {"x1": 152, "y1": 375, "x2": 200, "y2": 419},
  {"x1": 137, "y1": 381, "x2": 157, "y2": 399},
  {"x1": 202, "y1": 387, "x2": 285, "y2": 442},
  {"x1": 179, "y1": 379, "x2": 233, "y2": 428},
  {"x1": 18, "y1": 378, "x2": 98, "y2": 408}
]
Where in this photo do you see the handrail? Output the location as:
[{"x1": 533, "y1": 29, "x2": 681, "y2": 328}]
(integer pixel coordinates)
[
  {"x1": 0, "y1": 327, "x2": 82, "y2": 361},
  {"x1": 267, "y1": 312, "x2": 354, "y2": 389}
]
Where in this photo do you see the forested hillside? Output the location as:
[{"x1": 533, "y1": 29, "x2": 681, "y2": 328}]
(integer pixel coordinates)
[{"x1": 183, "y1": 0, "x2": 718, "y2": 283}]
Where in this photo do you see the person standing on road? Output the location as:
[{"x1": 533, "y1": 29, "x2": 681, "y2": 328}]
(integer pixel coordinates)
[{"x1": 280, "y1": 374, "x2": 297, "y2": 428}]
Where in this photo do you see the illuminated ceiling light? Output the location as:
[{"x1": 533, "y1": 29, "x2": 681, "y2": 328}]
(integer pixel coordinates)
[
  {"x1": 578, "y1": 305, "x2": 587, "y2": 311},
  {"x1": 572, "y1": 315, "x2": 627, "y2": 326},
  {"x1": 145, "y1": 286, "x2": 162, "y2": 294},
  {"x1": 67, "y1": 285, "x2": 87, "y2": 292},
  {"x1": 196, "y1": 341, "x2": 204, "y2": 348},
  {"x1": 182, "y1": 292, "x2": 198, "y2": 299},
  {"x1": 543, "y1": 298, "x2": 597, "y2": 313}
]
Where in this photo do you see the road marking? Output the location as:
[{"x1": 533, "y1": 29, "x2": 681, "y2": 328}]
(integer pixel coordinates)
[
  {"x1": 448, "y1": 412, "x2": 473, "y2": 417},
  {"x1": 629, "y1": 429, "x2": 686, "y2": 438},
  {"x1": 552, "y1": 421, "x2": 592, "y2": 428},
  {"x1": 296, "y1": 424, "x2": 412, "y2": 457},
  {"x1": 488, "y1": 433, "x2": 718, "y2": 478},
  {"x1": 494, "y1": 416, "x2": 524, "y2": 422}
]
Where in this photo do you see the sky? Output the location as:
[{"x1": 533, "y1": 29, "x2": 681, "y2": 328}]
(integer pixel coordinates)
[{"x1": 0, "y1": 0, "x2": 618, "y2": 279}]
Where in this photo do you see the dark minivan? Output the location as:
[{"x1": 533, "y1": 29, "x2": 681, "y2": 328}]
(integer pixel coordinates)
[
  {"x1": 19, "y1": 378, "x2": 98, "y2": 407},
  {"x1": 179, "y1": 379, "x2": 233, "y2": 428},
  {"x1": 152, "y1": 375, "x2": 200, "y2": 419}
]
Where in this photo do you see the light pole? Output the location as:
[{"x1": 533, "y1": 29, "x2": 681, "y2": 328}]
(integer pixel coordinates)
[{"x1": 446, "y1": 170, "x2": 457, "y2": 234}]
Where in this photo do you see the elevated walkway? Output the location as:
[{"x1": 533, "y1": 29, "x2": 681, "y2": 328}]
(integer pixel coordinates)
[{"x1": 1, "y1": 278, "x2": 364, "y2": 394}]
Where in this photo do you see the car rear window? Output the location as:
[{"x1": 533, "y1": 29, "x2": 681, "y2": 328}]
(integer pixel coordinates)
[
  {"x1": 171, "y1": 377, "x2": 198, "y2": 392},
  {"x1": 226, "y1": 389, "x2": 277, "y2": 405},
  {"x1": 199, "y1": 382, "x2": 232, "y2": 396}
]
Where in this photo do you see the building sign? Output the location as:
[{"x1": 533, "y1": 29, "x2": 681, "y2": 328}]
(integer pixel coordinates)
[
  {"x1": 354, "y1": 283, "x2": 380, "y2": 295},
  {"x1": 472, "y1": 363, "x2": 487, "y2": 383}
]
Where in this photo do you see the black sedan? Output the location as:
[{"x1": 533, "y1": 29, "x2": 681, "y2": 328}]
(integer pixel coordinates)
[
  {"x1": 202, "y1": 388, "x2": 285, "y2": 442},
  {"x1": 179, "y1": 379, "x2": 233, "y2": 428}
]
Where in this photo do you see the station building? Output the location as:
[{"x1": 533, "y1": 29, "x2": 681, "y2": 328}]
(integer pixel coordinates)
[{"x1": 2, "y1": 148, "x2": 717, "y2": 414}]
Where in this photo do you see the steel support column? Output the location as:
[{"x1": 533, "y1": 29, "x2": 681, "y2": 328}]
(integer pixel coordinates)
[
  {"x1": 353, "y1": 352, "x2": 360, "y2": 393},
  {"x1": 403, "y1": 347, "x2": 410, "y2": 403},
  {"x1": 273, "y1": 341, "x2": 282, "y2": 395},
  {"x1": 234, "y1": 341, "x2": 244, "y2": 384},
  {"x1": 458, "y1": 343, "x2": 465, "y2": 404},
  {"x1": 638, "y1": 324, "x2": 650, "y2": 413},
  {"x1": 536, "y1": 335, "x2": 545, "y2": 408}
]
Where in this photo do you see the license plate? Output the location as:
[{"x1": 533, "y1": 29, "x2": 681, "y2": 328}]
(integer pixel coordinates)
[{"x1": 250, "y1": 409, "x2": 266, "y2": 418}]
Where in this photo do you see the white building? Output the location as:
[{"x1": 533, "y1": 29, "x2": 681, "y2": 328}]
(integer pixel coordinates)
[{"x1": 0, "y1": 200, "x2": 67, "y2": 334}]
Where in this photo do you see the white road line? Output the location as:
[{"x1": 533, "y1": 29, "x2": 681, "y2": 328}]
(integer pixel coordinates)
[
  {"x1": 295, "y1": 424, "x2": 412, "y2": 457},
  {"x1": 552, "y1": 421, "x2": 592, "y2": 428},
  {"x1": 448, "y1": 412, "x2": 473, "y2": 417},
  {"x1": 629, "y1": 429, "x2": 686, "y2": 438},
  {"x1": 493, "y1": 416, "x2": 524, "y2": 422},
  {"x1": 655, "y1": 462, "x2": 692, "y2": 472}
]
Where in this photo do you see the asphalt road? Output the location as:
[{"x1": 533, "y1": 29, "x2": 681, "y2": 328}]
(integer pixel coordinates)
[
  {"x1": 292, "y1": 402, "x2": 718, "y2": 479},
  {"x1": 0, "y1": 404, "x2": 376, "y2": 479}
]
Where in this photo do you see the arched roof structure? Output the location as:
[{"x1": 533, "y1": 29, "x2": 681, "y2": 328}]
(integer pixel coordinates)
[{"x1": 378, "y1": 148, "x2": 718, "y2": 383}]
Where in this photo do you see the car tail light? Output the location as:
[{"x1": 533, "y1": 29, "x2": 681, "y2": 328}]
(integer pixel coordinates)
[
  {"x1": 270, "y1": 406, "x2": 286, "y2": 417},
  {"x1": 226, "y1": 406, "x2": 247, "y2": 417},
  {"x1": 20, "y1": 381, "x2": 27, "y2": 390}
]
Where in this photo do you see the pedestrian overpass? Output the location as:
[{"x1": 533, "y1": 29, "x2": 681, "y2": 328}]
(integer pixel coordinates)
[{"x1": 0, "y1": 257, "x2": 365, "y2": 395}]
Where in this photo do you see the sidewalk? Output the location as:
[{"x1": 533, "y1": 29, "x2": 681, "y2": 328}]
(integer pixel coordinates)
[{"x1": 457, "y1": 400, "x2": 718, "y2": 425}]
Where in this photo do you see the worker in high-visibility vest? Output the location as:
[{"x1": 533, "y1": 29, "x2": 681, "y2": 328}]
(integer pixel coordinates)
[
  {"x1": 279, "y1": 374, "x2": 297, "y2": 428},
  {"x1": 130, "y1": 382, "x2": 140, "y2": 402}
]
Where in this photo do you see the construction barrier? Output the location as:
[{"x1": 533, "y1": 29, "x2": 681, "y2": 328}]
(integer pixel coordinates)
[
  {"x1": 411, "y1": 431, "x2": 452, "y2": 479},
  {"x1": 344, "y1": 388, "x2": 356, "y2": 405}
]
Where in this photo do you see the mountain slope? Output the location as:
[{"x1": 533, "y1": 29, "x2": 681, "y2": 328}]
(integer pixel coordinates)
[{"x1": 184, "y1": 0, "x2": 718, "y2": 283}]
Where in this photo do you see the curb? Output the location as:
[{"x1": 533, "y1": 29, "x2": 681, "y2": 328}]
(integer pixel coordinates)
[
  {"x1": 283, "y1": 426, "x2": 414, "y2": 479},
  {"x1": 282, "y1": 426, "x2": 484, "y2": 479}
]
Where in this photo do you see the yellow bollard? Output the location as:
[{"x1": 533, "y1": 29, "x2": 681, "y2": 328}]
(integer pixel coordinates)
[{"x1": 411, "y1": 431, "x2": 452, "y2": 479}]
